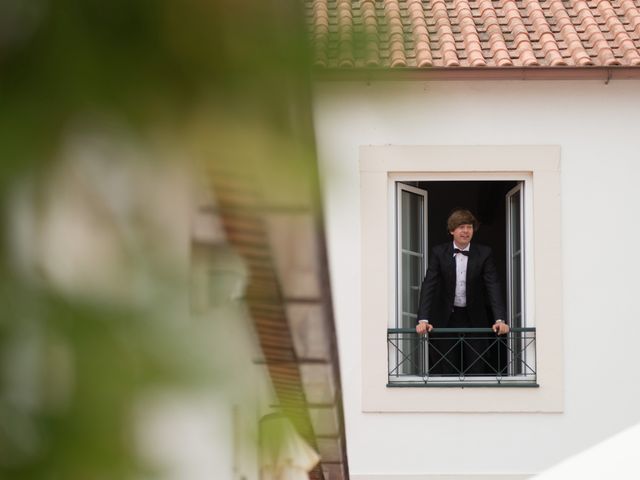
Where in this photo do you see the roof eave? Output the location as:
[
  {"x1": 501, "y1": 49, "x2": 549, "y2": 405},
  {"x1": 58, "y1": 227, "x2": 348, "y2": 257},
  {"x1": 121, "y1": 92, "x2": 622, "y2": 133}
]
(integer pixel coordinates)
[{"x1": 312, "y1": 66, "x2": 640, "y2": 82}]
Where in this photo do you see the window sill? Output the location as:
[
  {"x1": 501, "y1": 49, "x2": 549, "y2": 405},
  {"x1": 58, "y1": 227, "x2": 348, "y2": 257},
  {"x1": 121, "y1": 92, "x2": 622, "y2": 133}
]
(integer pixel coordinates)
[{"x1": 387, "y1": 382, "x2": 540, "y2": 388}]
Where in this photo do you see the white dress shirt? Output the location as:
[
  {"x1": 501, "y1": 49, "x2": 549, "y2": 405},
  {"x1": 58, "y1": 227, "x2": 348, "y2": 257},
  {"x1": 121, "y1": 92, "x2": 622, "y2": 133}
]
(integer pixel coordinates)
[{"x1": 453, "y1": 241, "x2": 469, "y2": 307}]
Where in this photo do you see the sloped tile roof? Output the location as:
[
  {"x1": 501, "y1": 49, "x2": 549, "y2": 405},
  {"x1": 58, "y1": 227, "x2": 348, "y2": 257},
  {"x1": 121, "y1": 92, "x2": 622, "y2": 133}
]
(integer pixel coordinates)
[{"x1": 306, "y1": 0, "x2": 640, "y2": 68}]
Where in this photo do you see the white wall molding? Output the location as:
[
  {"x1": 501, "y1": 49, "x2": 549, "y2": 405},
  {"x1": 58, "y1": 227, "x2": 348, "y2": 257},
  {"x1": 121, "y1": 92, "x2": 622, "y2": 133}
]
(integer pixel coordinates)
[{"x1": 360, "y1": 145, "x2": 563, "y2": 413}]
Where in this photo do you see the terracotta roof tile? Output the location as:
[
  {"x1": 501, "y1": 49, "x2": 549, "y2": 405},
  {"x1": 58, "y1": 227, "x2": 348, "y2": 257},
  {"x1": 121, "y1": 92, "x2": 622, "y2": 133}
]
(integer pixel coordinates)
[
  {"x1": 620, "y1": 0, "x2": 640, "y2": 37},
  {"x1": 549, "y1": 0, "x2": 594, "y2": 65},
  {"x1": 524, "y1": 0, "x2": 566, "y2": 65},
  {"x1": 361, "y1": 0, "x2": 381, "y2": 66},
  {"x1": 574, "y1": 0, "x2": 619, "y2": 65},
  {"x1": 433, "y1": 0, "x2": 461, "y2": 66},
  {"x1": 336, "y1": 0, "x2": 354, "y2": 67},
  {"x1": 311, "y1": 0, "x2": 329, "y2": 67},
  {"x1": 477, "y1": 0, "x2": 513, "y2": 66},
  {"x1": 305, "y1": 0, "x2": 640, "y2": 69},
  {"x1": 454, "y1": 0, "x2": 487, "y2": 66},
  {"x1": 407, "y1": 0, "x2": 434, "y2": 66},
  {"x1": 597, "y1": 0, "x2": 640, "y2": 64},
  {"x1": 384, "y1": 0, "x2": 408, "y2": 66}
]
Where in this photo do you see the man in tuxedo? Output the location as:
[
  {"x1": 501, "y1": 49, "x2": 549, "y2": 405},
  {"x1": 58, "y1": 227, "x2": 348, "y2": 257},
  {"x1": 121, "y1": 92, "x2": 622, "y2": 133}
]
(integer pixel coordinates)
[{"x1": 415, "y1": 209, "x2": 509, "y2": 375}]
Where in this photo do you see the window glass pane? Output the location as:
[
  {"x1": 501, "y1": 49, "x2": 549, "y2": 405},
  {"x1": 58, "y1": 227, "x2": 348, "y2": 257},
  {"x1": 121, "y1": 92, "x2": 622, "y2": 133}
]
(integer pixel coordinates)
[
  {"x1": 510, "y1": 190, "x2": 521, "y2": 251},
  {"x1": 401, "y1": 313, "x2": 414, "y2": 327},
  {"x1": 402, "y1": 252, "x2": 411, "y2": 323},
  {"x1": 512, "y1": 252, "x2": 522, "y2": 326},
  {"x1": 507, "y1": 185, "x2": 525, "y2": 378},
  {"x1": 508, "y1": 188, "x2": 523, "y2": 330},
  {"x1": 399, "y1": 186, "x2": 425, "y2": 330},
  {"x1": 409, "y1": 254, "x2": 421, "y2": 314},
  {"x1": 402, "y1": 191, "x2": 422, "y2": 252},
  {"x1": 401, "y1": 253, "x2": 421, "y2": 327}
]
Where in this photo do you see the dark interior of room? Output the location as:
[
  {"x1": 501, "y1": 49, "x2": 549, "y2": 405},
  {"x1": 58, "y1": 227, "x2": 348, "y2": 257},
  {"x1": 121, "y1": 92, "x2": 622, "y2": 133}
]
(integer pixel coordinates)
[{"x1": 411, "y1": 180, "x2": 519, "y2": 302}]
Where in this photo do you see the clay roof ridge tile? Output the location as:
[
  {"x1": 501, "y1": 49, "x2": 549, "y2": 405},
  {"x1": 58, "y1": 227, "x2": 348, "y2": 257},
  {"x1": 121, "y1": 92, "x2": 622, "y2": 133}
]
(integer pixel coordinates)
[
  {"x1": 311, "y1": 1, "x2": 327, "y2": 13},
  {"x1": 596, "y1": 0, "x2": 640, "y2": 65},
  {"x1": 311, "y1": 0, "x2": 329, "y2": 68},
  {"x1": 477, "y1": 0, "x2": 494, "y2": 17},
  {"x1": 512, "y1": 33, "x2": 532, "y2": 48},
  {"x1": 440, "y1": 31, "x2": 457, "y2": 43},
  {"x1": 611, "y1": 25, "x2": 636, "y2": 45},
  {"x1": 336, "y1": 0, "x2": 354, "y2": 68},
  {"x1": 523, "y1": 0, "x2": 566, "y2": 65},
  {"x1": 454, "y1": 0, "x2": 488, "y2": 66},
  {"x1": 593, "y1": 41, "x2": 619, "y2": 64},
  {"x1": 361, "y1": 0, "x2": 380, "y2": 67},
  {"x1": 406, "y1": 0, "x2": 434, "y2": 67},
  {"x1": 498, "y1": 0, "x2": 539, "y2": 66},
  {"x1": 548, "y1": 1, "x2": 567, "y2": 15},
  {"x1": 621, "y1": 48, "x2": 640, "y2": 66},
  {"x1": 384, "y1": 0, "x2": 408, "y2": 67},
  {"x1": 476, "y1": 0, "x2": 513, "y2": 66},
  {"x1": 570, "y1": 0, "x2": 620, "y2": 65},
  {"x1": 614, "y1": 31, "x2": 637, "y2": 50},
  {"x1": 431, "y1": 0, "x2": 460, "y2": 66},
  {"x1": 511, "y1": 23, "x2": 531, "y2": 37},
  {"x1": 619, "y1": 0, "x2": 640, "y2": 35},
  {"x1": 521, "y1": 52, "x2": 540, "y2": 66},
  {"x1": 548, "y1": 0, "x2": 593, "y2": 66}
]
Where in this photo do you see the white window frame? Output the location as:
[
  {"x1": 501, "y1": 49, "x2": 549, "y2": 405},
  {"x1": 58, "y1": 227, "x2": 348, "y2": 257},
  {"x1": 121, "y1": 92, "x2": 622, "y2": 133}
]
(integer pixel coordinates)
[
  {"x1": 506, "y1": 182, "x2": 526, "y2": 329},
  {"x1": 390, "y1": 176, "x2": 534, "y2": 385},
  {"x1": 505, "y1": 182, "x2": 535, "y2": 377},
  {"x1": 389, "y1": 174, "x2": 534, "y2": 336},
  {"x1": 362, "y1": 145, "x2": 563, "y2": 413},
  {"x1": 395, "y1": 182, "x2": 428, "y2": 329},
  {"x1": 391, "y1": 183, "x2": 428, "y2": 379}
]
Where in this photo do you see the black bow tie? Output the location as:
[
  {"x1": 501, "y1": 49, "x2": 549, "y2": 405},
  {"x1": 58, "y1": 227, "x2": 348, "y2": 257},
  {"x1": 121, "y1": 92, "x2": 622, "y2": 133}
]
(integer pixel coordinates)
[{"x1": 454, "y1": 248, "x2": 469, "y2": 256}]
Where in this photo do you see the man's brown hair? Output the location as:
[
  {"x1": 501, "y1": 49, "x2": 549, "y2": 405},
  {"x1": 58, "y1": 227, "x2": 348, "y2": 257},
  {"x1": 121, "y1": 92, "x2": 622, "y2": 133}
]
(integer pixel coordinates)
[{"x1": 447, "y1": 209, "x2": 479, "y2": 232}]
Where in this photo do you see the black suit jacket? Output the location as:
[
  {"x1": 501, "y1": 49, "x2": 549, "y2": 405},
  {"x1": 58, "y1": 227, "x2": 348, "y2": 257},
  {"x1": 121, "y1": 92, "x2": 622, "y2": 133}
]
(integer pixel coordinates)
[{"x1": 417, "y1": 242, "x2": 506, "y2": 328}]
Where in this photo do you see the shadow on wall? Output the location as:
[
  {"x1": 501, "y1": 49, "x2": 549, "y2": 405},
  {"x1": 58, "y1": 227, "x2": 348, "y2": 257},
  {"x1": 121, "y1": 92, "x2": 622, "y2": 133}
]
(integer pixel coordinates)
[{"x1": 534, "y1": 422, "x2": 640, "y2": 478}]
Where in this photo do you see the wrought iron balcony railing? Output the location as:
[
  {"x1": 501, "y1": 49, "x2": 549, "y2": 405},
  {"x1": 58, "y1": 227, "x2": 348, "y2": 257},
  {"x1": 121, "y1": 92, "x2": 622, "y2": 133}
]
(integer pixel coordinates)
[{"x1": 387, "y1": 327, "x2": 537, "y2": 387}]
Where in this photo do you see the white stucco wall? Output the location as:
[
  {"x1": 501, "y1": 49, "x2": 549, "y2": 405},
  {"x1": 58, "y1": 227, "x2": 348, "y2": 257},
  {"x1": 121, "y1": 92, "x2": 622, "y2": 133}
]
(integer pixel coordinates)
[{"x1": 312, "y1": 79, "x2": 640, "y2": 478}]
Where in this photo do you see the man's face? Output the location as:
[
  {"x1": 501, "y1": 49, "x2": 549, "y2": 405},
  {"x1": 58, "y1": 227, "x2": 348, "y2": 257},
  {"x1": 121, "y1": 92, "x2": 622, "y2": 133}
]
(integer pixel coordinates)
[{"x1": 450, "y1": 223, "x2": 474, "y2": 248}]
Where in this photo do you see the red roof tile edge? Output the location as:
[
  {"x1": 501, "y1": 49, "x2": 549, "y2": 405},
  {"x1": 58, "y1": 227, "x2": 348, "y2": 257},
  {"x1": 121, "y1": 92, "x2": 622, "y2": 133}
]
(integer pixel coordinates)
[{"x1": 312, "y1": 66, "x2": 640, "y2": 81}]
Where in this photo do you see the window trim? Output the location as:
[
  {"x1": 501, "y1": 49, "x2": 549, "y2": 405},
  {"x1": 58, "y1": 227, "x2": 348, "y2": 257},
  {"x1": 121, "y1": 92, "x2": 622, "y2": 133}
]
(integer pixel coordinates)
[
  {"x1": 506, "y1": 182, "x2": 531, "y2": 377},
  {"x1": 391, "y1": 178, "x2": 533, "y2": 384},
  {"x1": 506, "y1": 182, "x2": 526, "y2": 329},
  {"x1": 395, "y1": 182, "x2": 428, "y2": 329},
  {"x1": 361, "y1": 145, "x2": 563, "y2": 412}
]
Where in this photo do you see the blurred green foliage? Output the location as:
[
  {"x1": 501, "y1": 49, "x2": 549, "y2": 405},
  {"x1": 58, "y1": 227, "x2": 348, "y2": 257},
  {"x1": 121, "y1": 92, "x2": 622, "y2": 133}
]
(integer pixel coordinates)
[
  {"x1": 0, "y1": 0, "x2": 316, "y2": 478},
  {"x1": 0, "y1": 0, "x2": 313, "y2": 181}
]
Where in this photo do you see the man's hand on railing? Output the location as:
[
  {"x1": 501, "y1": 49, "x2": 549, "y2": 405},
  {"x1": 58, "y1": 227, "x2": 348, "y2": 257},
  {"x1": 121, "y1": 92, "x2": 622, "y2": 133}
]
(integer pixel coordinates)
[
  {"x1": 492, "y1": 320, "x2": 510, "y2": 335},
  {"x1": 416, "y1": 321, "x2": 433, "y2": 335}
]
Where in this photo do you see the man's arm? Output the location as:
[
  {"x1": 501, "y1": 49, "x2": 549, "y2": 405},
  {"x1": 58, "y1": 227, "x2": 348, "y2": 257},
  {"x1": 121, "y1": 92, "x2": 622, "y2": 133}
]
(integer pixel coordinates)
[
  {"x1": 416, "y1": 249, "x2": 441, "y2": 334},
  {"x1": 482, "y1": 248, "x2": 510, "y2": 335}
]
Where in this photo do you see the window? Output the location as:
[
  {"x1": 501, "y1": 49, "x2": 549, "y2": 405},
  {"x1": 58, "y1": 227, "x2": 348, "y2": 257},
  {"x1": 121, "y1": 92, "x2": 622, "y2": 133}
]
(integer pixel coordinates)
[
  {"x1": 389, "y1": 180, "x2": 536, "y2": 386},
  {"x1": 506, "y1": 183, "x2": 529, "y2": 376},
  {"x1": 360, "y1": 145, "x2": 562, "y2": 412},
  {"x1": 395, "y1": 184, "x2": 427, "y2": 376},
  {"x1": 396, "y1": 183, "x2": 427, "y2": 332}
]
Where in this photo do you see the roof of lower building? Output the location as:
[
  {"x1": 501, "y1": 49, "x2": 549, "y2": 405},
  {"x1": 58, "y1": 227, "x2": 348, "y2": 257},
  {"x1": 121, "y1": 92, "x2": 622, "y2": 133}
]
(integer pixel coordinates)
[{"x1": 306, "y1": 0, "x2": 640, "y2": 70}]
